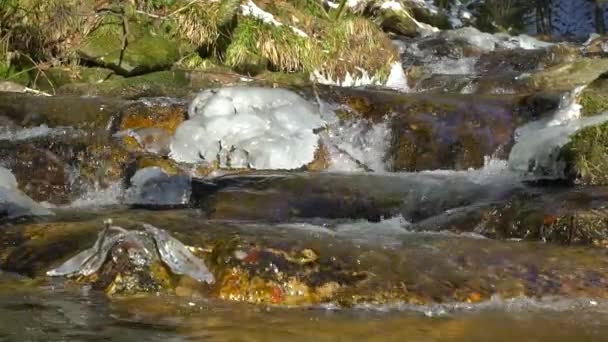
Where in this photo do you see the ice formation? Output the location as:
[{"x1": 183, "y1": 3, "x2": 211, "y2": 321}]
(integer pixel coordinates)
[
  {"x1": 170, "y1": 87, "x2": 325, "y2": 170},
  {"x1": 0, "y1": 166, "x2": 52, "y2": 219},
  {"x1": 124, "y1": 167, "x2": 191, "y2": 207},
  {"x1": 312, "y1": 62, "x2": 409, "y2": 91},
  {"x1": 241, "y1": 0, "x2": 308, "y2": 37},
  {"x1": 48, "y1": 221, "x2": 215, "y2": 284},
  {"x1": 508, "y1": 87, "x2": 608, "y2": 179}
]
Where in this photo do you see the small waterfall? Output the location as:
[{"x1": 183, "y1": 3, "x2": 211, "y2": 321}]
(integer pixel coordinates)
[{"x1": 508, "y1": 87, "x2": 608, "y2": 179}]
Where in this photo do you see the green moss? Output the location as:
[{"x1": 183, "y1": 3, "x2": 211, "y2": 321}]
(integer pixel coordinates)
[
  {"x1": 579, "y1": 78, "x2": 608, "y2": 116},
  {"x1": 561, "y1": 121, "x2": 608, "y2": 185},
  {"x1": 78, "y1": 16, "x2": 185, "y2": 76},
  {"x1": 530, "y1": 58, "x2": 608, "y2": 92},
  {"x1": 57, "y1": 70, "x2": 191, "y2": 98}
]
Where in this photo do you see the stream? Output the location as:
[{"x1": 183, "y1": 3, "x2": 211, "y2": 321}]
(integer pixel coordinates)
[{"x1": 2, "y1": 29, "x2": 608, "y2": 341}]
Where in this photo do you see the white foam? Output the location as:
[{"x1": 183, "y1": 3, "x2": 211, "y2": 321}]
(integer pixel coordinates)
[
  {"x1": 0, "y1": 125, "x2": 75, "y2": 141},
  {"x1": 350, "y1": 296, "x2": 608, "y2": 315},
  {"x1": 68, "y1": 182, "x2": 124, "y2": 208},
  {"x1": 170, "y1": 87, "x2": 325, "y2": 170}
]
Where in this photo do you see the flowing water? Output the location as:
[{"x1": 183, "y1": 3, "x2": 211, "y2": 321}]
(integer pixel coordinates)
[{"x1": 2, "y1": 40, "x2": 608, "y2": 340}]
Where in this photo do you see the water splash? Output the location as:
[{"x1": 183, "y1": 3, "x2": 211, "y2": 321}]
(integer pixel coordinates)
[{"x1": 0, "y1": 125, "x2": 77, "y2": 141}]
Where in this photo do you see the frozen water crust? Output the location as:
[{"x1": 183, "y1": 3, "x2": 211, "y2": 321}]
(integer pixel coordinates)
[{"x1": 170, "y1": 87, "x2": 325, "y2": 170}]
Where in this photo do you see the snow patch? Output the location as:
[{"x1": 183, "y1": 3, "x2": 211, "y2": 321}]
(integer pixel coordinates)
[
  {"x1": 170, "y1": 87, "x2": 325, "y2": 170},
  {"x1": 241, "y1": 0, "x2": 309, "y2": 37}
]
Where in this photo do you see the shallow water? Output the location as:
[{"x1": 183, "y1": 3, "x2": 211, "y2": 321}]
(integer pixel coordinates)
[
  {"x1": 1, "y1": 262, "x2": 608, "y2": 342},
  {"x1": 2, "y1": 207, "x2": 608, "y2": 341}
]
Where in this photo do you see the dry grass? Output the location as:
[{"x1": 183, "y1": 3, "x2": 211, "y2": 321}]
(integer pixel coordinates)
[
  {"x1": 319, "y1": 16, "x2": 398, "y2": 81},
  {"x1": 172, "y1": 1, "x2": 223, "y2": 48},
  {"x1": 0, "y1": 0, "x2": 95, "y2": 62},
  {"x1": 224, "y1": 16, "x2": 321, "y2": 73}
]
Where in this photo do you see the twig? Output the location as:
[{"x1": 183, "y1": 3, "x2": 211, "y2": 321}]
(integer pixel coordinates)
[
  {"x1": 16, "y1": 53, "x2": 56, "y2": 95},
  {"x1": 23, "y1": 86, "x2": 52, "y2": 96},
  {"x1": 135, "y1": 0, "x2": 203, "y2": 20}
]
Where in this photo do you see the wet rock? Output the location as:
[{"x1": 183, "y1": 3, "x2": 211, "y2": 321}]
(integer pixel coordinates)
[
  {"x1": 412, "y1": 187, "x2": 608, "y2": 246},
  {"x1": 528, "y1": 58, "x2": 608, "y2": 92},
  {"x1": 78, "y1": 17, "x2": 184, "y2": 76},
  {"x1": 4, "y1": 213, "x2": 608, "y2": 306},
  {"x1": 0, "y1": 167, "x2": 52, "y2": 221},
  {"x1": 116, "y1": 101, "x2": 187, "y2": 134},
  {"x1": 0, "y1": 143, "x2": 72, "y2": 204},
  {"x1": 0, "y1": 92, "x2": 126, "y2": 128},
  {"x1": 192, "y1": 172, "x2": 516, "y2": 223},
  {"x1": 318, "y1": 87, "x2": 559, "y2": 171},
  {"x1": 125, "y1": 167, "x2": 191, "y2": 208},
  {"x1": 0, "y1": 133, "x2": 132, "y2": 203}
]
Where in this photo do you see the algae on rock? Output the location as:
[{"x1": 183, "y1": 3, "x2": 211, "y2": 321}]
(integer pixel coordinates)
[{"x1": 78, "y1": 16, "x2": 184, "y2": 76}]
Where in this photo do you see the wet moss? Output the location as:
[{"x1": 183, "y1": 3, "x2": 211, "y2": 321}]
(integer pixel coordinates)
[
  {"x1": 561, "y1": 121, "x2": 608, "y2": 185},
  {"x1": 579, "y1": 78, "x2": 608, "y2": 117}
]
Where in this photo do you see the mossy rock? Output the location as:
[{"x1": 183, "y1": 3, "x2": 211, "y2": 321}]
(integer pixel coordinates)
[
  {"x1": 528, "y1": 58, "x2": 608, "y2": 92},
  {"x1": 412, "y1": 187, "x2": 608, "y2": 246},
  {"x1": 78, "y1": 17, "x2": 186, "y2": 76},
  {"x1": 579, "y1": 77, "x2": 608, "y2": 116},
  {"x1": 57, "y1": 70, "x2": 192, "y2": 98},
  {"x1": 560, "y1": 121, "x2": 608, "y2": 185},
  {"x1": 410, "y1": 6, "x2": 451, "y2": 29},
  {"x1": 373, "y1": 6, "x2": 418, "y2": 37},
  {"x1": 35, "y1": 66, "x2": 118, "y2": 92}
]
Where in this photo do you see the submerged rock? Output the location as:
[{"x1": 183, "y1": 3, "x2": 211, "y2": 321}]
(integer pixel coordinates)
[
  {"x1": 4, "y1": 212, "x2": 608, "y2": 306},
  {"x1": 192, "y1": 171, "x2": 518, "y2": 223},
  {"x1": 411, "y1": 187, "x2": 608, "y2": 246}
]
